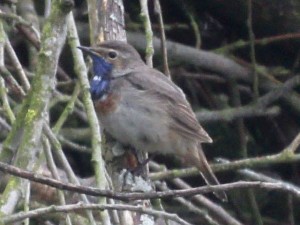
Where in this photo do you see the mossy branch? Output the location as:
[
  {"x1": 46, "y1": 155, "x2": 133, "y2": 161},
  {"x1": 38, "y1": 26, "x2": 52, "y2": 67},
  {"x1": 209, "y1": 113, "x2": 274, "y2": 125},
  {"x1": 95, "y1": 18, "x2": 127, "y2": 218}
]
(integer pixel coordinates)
[{"x1": 0, "y1": 0, "x2": 73, "y2": 216}]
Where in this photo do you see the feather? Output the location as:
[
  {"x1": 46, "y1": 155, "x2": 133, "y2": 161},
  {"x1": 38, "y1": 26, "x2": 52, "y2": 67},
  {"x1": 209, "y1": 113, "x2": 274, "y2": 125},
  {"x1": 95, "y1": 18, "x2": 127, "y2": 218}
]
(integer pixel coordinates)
[
  {"x1": 90, "y1": 55, "x2": 112, "y2": 100},
  {"x1": 124, "y1": 66, "x2": 212, "y2": 143}
]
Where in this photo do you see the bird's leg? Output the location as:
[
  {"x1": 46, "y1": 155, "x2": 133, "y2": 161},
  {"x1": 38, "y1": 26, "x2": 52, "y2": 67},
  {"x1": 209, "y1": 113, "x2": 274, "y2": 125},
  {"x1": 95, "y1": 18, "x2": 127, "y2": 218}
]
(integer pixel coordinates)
[
  {"x1": 130, "y1": 154, "x2": 155, "y2": 176},
  {"x1": 122, "y1": 149, "x2": 155, "y2": 184}
]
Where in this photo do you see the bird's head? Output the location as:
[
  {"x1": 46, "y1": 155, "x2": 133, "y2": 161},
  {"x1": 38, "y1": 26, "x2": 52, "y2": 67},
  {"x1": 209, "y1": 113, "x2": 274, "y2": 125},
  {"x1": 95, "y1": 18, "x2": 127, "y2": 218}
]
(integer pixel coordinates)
[
  {"x1": 78, "y1": 41, "x2": 144, "y2": 100},
  {"x1": 78, "y1": 40, "x2": 144, "y2": 78}
]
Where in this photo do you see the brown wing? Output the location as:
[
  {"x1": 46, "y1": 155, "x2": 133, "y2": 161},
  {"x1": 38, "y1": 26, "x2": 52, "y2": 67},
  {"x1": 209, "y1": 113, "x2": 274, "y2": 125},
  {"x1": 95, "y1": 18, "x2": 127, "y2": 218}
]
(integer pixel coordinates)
[
  {"x1": 168, "y1": 101, "x2": 212, "y2": 143},
  {"x1": 125, "y1": 66, "x2": 212, "y2": 143}
]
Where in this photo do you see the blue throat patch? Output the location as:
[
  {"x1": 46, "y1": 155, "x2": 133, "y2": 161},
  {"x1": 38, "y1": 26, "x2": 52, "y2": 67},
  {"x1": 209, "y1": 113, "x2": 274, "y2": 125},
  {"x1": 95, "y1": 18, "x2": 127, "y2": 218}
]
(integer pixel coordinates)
[{"x1": 90, "y1": 55, "x2": 113, "y2": 100}]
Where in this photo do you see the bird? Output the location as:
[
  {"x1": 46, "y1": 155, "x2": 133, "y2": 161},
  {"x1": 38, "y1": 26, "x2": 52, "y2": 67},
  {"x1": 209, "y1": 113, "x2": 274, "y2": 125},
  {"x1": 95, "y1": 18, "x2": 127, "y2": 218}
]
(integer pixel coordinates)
[{"x1": 78, "y1": 41, "x2": 227, "y2": 201}]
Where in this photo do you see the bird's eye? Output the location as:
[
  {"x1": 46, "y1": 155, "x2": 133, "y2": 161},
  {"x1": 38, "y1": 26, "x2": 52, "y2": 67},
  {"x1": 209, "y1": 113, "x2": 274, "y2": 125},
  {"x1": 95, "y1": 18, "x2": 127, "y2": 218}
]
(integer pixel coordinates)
[{"x1": 108, "y1": 51, "x2": 117, "y2": 59}]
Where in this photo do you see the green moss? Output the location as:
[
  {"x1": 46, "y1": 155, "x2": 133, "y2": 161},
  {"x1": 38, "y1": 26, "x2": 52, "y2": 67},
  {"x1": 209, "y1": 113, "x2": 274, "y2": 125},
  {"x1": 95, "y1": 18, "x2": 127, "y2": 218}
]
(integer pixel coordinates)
[
  {"x1": 0, "y1": 177, "x2": 19, "y2": 216},
  {"x1": 25, "y1": 109, "x2": 37, "y2": 125},
  {"x1": 3, "y1": 178, "x2": 18, "y2": 193}
]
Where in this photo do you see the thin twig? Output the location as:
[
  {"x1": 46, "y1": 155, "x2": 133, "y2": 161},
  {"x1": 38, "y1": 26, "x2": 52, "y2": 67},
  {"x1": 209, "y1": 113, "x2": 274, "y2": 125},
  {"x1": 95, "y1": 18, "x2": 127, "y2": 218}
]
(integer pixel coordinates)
[
  {"x1": 0, "y1": 39, "x2": 16, "y2": 123},
  {"x1": 285, "y1": 132, "x2": 300, "y2": 153},
  {"x1": 52, "y1": 82, "x2": 81, "y2": 134},
  {"x1": 4, "y1": 34, "x2": 31, "y2": 92},
  {"x1": 45, "y1": 0, "x2": 52, "y2": 18},
  {"x1": 138, "y1": 0, "x2": 154, "y2": 177},
  {"x1": 0, "y1": 19, "x2": 25, "y2": 98},
  {"x1": 0, "y1": 66, "x2": 26, "y2": 97},
  {"x1": 43, "y1": 123, "x2": 97, "y2": 225},
  {"x1": 196, "y1": 105, "x2": 280, "y2": 122},
  {"x1": 139, "y1": 0, "x2": 154, "y2": 67},
  {"x1": 150, "y1": 161, "x2": 242, "y2": 225},
  {"x1": 2, "y1": 202, "x2": 192, "y2": 225},
  {"x1": 0, "y1": 116, "x2": 11, "y2": 131},
  {"x1": 58, "y1": 135, "x2": 92, "y2": 153},
  {"x1": 196, "y1": 74, "x2": 300, "y2": 122},
  {"x1": 228, "y1": 79, "x2": 263, "y2": 225},
  {"x1": 129, "y1": 32, "x2": 300, "y2": 114},
  {"x1": 0, "y1": 10, "x2": 40, "y2": 40},
  {"x1": 23, "y1": 182, "x2": 30, "y2": 225},
  {"x1": 0, "y1": 77, "x2": 15, "y2": 124},
  {"x1": 150, "y1": 132, "x2": 300, "y2": 180},
  {"x1": 182, "y1": 3, "x2": 201, "y2": 49},
  {"x1": 42, "y1": 137, "x2": 73, "y2": 225},
  {"x1": 154, "y1": 0, "x2": 170, "y2": 77},
  {"x1": 247, "y1": 0, "x2": 259, "y2": 99},
  {"x1": 288, "y1": 194, "x2": 295, "y2": 225},
  {"x1": 67, "y1": 12, "x2": 110, "y2": 224},
  {"x1": 171, "y1": 179, "x2": 240, "y2": 225},
  {"x1": 214, "y1": 33, "x2": 300, "y2": 53},
  {"x1": 0, "y1": 162, "x2": 300, "y2": 201}
]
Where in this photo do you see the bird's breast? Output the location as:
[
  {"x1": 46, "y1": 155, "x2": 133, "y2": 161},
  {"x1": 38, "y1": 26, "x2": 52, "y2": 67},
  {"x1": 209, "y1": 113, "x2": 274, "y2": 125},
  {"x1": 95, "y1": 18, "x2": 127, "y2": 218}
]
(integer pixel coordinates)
[{"x1": 94, "y1": 93, "x2": 120, "y2": 115}]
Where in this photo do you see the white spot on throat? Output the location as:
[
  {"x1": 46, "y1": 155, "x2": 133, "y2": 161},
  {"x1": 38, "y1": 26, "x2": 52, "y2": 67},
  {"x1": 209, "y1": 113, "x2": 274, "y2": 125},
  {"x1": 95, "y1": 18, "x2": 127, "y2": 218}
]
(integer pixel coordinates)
[
  {"x1": 93, "y1": 76, "x2": 102, "y2": 81},
  {"x1": 100, "y1": 94, "x2": 108, "y2": 101}
]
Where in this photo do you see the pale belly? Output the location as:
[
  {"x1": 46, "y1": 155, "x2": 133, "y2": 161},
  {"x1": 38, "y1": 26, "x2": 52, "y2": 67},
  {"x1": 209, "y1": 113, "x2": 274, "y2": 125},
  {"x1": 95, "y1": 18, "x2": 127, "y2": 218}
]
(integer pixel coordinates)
[
  {"x1": 96, "y1": 96, "x2": 182, "y2": 155},
  {"x1": 94, "y1": 87, "x2": 194, "y2": 156}
]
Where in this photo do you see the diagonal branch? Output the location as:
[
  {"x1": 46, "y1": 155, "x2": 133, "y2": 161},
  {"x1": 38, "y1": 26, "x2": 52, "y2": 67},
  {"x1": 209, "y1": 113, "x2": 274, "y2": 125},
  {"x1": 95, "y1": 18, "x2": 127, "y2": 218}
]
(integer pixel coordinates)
[
  {"x1": 1, "y1": 202, "x2": 192, "y2": 225},
  {"x1": 0, "y1": 162, "x2": 300, "y2": 201}
]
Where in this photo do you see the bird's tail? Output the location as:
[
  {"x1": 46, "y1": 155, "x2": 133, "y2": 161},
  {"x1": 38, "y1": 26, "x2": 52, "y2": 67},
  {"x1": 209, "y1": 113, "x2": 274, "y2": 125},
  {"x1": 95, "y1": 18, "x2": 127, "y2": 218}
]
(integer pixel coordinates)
[{"x1": 188, "y1": 146, "x2": 227, "y2": 201}]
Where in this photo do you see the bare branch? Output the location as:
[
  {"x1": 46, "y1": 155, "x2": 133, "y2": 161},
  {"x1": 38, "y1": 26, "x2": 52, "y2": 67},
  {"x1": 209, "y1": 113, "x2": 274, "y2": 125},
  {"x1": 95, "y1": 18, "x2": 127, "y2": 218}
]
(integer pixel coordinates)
[
  {"x1": 0, "y1": 162, "x2": 300, "y2": 201},
  {"x1": 1, "y1": 202, "x2": 192, "y2": 225}
]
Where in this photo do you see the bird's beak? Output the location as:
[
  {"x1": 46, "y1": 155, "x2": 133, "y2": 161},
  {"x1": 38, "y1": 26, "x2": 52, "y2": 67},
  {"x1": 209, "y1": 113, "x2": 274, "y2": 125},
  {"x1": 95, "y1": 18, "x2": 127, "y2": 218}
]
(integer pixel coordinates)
[{"x1": 77, "y1": 46, "x2": 96, "y2": 56}]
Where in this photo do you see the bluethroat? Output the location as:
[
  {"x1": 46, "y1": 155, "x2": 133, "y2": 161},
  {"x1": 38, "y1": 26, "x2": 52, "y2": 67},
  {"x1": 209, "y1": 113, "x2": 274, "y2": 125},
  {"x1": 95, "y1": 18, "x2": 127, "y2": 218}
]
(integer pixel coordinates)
[{"x1": 78, "y1": 41, "x2": 227, "y2": 201}]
